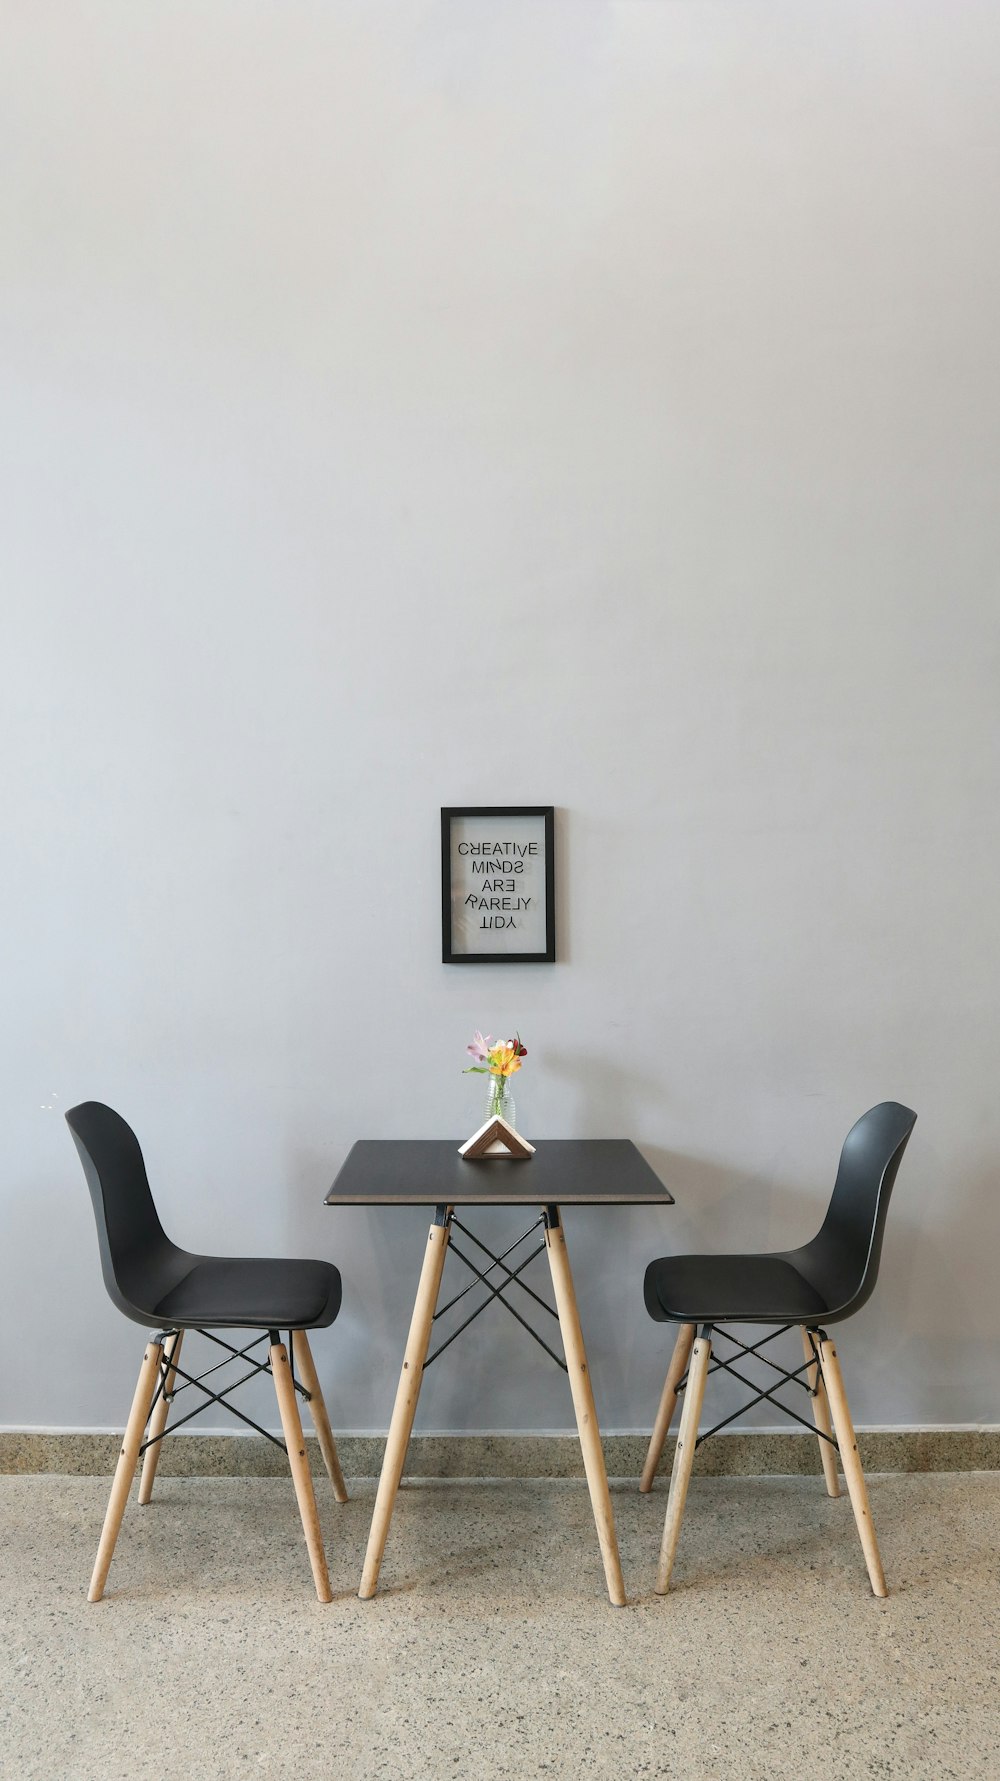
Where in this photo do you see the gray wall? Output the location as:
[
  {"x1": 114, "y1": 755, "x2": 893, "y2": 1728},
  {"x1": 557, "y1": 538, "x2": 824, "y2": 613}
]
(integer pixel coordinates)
[{"x1": 2, "y1": 1, "x2": 998, "y2": 1435}]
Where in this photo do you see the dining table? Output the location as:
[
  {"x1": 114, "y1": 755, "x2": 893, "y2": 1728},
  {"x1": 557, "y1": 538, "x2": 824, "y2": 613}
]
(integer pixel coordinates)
[{"x1": 325, "y1": 1138, "x2": 673, "y2": 1605}]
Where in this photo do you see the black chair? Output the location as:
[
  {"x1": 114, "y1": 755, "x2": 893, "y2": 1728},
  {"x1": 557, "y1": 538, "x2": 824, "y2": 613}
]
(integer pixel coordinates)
[
  {"x1": 640, "y1": 1101, "x2": 917, "y2": 1597},
  {"x1": 66, "y1": 1101, "x2": 346, "y2": 1602}
]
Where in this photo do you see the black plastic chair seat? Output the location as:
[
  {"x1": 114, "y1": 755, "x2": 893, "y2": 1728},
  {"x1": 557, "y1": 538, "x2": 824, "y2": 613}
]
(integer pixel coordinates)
[
  {"x1": 644, "y1": 1252, "x2": 829, "y2": 1326},
  {"x1": 644, "y1": 1103, "x2": 917, "y2": 1332},
  {"x1": 65, "y1": 1101, "x2": 345, "y2": 1335},
  {"x1": 153, "y1": 1255, "x2": 342, "y2": 1331}
]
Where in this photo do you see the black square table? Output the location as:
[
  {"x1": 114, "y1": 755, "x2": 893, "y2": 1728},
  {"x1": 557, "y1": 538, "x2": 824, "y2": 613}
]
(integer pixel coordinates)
[{"x1": 326, "y1": 1139, "x2": 672, "y2": 1605}]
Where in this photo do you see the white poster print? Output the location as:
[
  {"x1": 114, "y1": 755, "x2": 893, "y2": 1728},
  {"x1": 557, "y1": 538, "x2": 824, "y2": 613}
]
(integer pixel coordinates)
[{"x1": 449, "y1": 813, "x2": 548, "y2": 955}]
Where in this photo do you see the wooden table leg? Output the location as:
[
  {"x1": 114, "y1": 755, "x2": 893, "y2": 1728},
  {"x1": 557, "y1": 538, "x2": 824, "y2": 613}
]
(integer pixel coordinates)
[
  {"x1": 544, "y1": 1207, "x2": 627, "y2": 1607},
  {"x1": 359, "y1": 1207, "x2": 452, "y2": 1599}
]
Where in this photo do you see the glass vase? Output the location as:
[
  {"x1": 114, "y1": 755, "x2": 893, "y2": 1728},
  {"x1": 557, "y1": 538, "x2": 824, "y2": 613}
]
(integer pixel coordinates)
[{"x1": 486, "y1": 1074, "x2": 516, "y2": 1130}]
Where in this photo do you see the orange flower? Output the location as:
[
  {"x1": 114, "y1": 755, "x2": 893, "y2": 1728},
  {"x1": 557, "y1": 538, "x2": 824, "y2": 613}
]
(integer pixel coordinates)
[{"x1": 488, "y1": 1042, "x2": 522, "y2": 1078}]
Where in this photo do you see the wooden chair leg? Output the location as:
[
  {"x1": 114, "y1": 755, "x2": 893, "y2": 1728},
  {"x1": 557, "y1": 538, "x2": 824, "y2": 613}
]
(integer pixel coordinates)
[
  {"x1": 271, "y1": 1339, "x2": 333, "y2": 1603},
  {"x1": 655, "y1": 1327, "x2": 711, "y2": 1594},
  {"x1": 138, "y1": 1329, "x2": 184, "y2": 1506},
  {"x1": 89, "y1": 1338, "x2": 163, "y2": 1602},
  {"x1": 817, "y1": 1334, "x2": 887, "y2": 1597},
  {"x1": 292, "y1": 1330, "x2": 348, "y2": 1504},
  {"x1": 545, "y1": 1211, "x2": 627, "y2": 1607},
  {"x1": 801, "y1": 1327, "x2": 840, "y2": 1498},
  {"x1": 359, "y1": 1212, "x2": 452, "y2": 1599},
  {"x1": 640, "y1": 1322, "x2": 696, "y2": 1493}
]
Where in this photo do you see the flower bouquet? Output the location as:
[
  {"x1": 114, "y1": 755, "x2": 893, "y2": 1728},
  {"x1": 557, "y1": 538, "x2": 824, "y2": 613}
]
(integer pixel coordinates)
[
  {"x1": 459, "y1": 1031, "x2": 533, "y2": 1158},
  {"x1": 464, "y1": 1031, "x2": 527, "y2": 1119}
]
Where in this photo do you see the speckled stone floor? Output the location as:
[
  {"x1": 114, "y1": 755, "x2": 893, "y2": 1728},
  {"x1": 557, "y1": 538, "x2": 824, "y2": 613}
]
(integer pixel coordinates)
[{"x1": 1, "y1": 1473, "x2": 998, "y2": 1780}]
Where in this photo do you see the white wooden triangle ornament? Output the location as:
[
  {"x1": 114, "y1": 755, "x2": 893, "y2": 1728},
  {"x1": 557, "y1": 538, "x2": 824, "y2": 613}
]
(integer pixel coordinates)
[{"x1": 459, "y1": 1115, "x2": 535, "y2": 1160}]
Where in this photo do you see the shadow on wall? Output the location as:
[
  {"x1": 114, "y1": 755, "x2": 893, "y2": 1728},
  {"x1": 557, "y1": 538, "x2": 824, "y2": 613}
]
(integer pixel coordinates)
[
  {"x1": 25, "y1": 1095, "x2": 988, "y2": 1435},
  {"x1": 882, "y1": 1158, "x2": 995, "y2": 1427},
  {"x1": 572, "y1": 1131, "x2": 939, "y2": 1432},
  {"x1": 561, "y1": 1142, "x2": 824, "y2": 1426},
  {"x1": 281, "y1": 1114, "x2": 945, "y2": 1433},
  {"x1": 636, "y1": 1135, "x2": 997, "y2": 1434},
  {"x1": 246, "y1": 1112, "x2": 983, "y2": 1433}
]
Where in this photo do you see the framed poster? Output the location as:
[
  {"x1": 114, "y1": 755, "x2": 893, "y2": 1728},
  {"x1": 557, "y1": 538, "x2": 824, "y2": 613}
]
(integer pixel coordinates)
[{"x1": 442, "y1": 806, "x2": 555, "y2": 964}]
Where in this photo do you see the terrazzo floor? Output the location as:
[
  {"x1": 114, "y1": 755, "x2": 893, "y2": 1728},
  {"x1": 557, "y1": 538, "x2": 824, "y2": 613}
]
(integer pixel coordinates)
[{"x1": 1, "y1": 1472, "x2": 998, "y2": 1780}]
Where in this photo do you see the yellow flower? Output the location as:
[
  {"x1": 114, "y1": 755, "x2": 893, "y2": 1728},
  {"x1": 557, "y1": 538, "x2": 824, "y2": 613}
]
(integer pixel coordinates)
[{"x1": 488, "y1": 1043, "x2": 522, "y2": 1078}]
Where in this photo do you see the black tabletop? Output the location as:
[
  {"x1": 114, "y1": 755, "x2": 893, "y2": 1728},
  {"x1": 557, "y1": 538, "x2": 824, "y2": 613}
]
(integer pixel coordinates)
[{"x1": 325, "y1": 1139, "x2": 673, "y2": 1208}]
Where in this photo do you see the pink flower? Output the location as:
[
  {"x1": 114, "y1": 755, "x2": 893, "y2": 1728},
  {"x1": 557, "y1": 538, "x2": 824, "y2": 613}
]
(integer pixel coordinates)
[{"x1": 466, "y1": 1031, "x2": 493, "y2": 1064}]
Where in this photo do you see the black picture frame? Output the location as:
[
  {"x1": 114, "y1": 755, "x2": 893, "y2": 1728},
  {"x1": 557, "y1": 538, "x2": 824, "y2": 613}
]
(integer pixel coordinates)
[{"x1": 441, "y1": 806, "x2": 556, "y2": 964}]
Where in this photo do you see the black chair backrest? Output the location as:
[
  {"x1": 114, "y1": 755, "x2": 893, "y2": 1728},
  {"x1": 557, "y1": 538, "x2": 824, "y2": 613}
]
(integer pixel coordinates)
[
  {"x1": 66, "y1": 1101, "x2": 187, "y2": 1325},
  {"x1": 797, "y1": 1101, "x2": 917, "y2": 1320}
]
